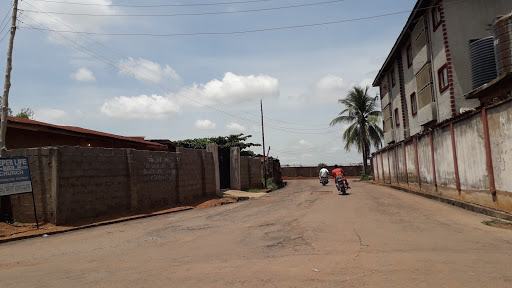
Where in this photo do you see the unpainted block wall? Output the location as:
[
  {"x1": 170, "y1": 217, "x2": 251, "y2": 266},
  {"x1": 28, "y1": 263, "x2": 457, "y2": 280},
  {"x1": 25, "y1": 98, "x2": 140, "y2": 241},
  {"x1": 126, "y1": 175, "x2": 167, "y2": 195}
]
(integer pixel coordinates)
[
  {"x1": 281, "y1": 166, "x2": 363, "y2": 178},
  {"x1": 5, "y1": 148, "x2": 56, "y2": 223},
  {"x1": 130, "y1": 150, "x2": 178, "y2": 211},
  {"x1": 240, "y1": 157, "x2": 263, "y2": 190},
  {"x1": 176, "y1": 147, "x2": 216, "y2": 204},
  {"x1": 57, "y1": 147, "x2": 131, "y2": 224},
  {"x1": 6, "y1": 146, "x2": 217, "y2": 225}
]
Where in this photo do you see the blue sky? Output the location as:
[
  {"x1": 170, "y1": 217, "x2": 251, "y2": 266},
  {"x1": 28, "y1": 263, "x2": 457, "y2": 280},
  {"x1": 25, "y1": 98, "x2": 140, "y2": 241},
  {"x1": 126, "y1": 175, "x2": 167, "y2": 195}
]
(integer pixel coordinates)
[{"x1": 0, "y1": 0, "x2": 414, "y2": 166}]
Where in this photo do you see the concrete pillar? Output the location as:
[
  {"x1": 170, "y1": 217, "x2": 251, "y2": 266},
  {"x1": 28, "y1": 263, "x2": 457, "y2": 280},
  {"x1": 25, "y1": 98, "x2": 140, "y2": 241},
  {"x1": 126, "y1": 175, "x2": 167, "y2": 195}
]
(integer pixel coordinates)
[
  {"x1": 206, "y1": 143, "x2": 221, "y2": 196},
  {"x1": 230, "y1": 147, "x2": 241, "y2": 190}
]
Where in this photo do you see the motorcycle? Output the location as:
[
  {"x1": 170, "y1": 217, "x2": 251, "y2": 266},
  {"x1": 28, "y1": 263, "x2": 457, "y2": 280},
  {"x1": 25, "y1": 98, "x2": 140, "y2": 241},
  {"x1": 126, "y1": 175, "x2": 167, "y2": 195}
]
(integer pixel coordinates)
[
  {"x1": 336, "y1": 176, "x2": 348, "y2": 195},
  {"x1": 320, "y1": 176, "x2": 329, "y2": 186}
]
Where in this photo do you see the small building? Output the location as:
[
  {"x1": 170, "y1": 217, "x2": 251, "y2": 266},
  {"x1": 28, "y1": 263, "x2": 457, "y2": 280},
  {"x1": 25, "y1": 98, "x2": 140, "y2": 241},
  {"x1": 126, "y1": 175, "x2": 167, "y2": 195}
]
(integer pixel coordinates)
[
  {"x1": 2, "y1": 117, "x2": 167, "y2": 151},
  {"x1": 373, "y1": 0, "x2": 511, "y2": 145}
]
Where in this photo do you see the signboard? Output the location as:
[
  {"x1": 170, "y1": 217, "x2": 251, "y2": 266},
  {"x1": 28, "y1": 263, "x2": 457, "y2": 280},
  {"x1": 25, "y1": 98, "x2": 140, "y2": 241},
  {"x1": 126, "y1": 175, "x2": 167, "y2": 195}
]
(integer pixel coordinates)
[{"x1": 0, "y1": 157, "x2": 33, "y2": 197}]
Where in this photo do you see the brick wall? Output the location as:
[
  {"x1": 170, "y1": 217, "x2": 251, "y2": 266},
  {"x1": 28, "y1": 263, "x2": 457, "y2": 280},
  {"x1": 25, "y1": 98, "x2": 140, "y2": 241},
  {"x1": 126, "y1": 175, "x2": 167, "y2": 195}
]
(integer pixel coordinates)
[
  {"x1": 5, "y1": 148, "x2": 57, "y2": 224},
  {"x1": 56, "y1": 147, "x2": 131, "y2": 224},
  {"x1": 176, "y1": 147, "x2": 216, "y2": 204},
  {"x1": 281, "y1": 166, "x2": 363, "y2": 178},
  {"x1": 4, "y1": 146, "x2": 217, "y2": 225},
  {"x1": 240, "y1": 157, "x2": 262, "y2": 190}
]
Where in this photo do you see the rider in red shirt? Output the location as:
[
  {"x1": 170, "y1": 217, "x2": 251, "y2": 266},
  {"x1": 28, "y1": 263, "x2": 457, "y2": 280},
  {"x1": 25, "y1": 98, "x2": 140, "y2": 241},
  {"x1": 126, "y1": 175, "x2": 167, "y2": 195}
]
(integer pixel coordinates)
[{"x1": 331, "y1": 164, "x2": 350, "y2": 189}]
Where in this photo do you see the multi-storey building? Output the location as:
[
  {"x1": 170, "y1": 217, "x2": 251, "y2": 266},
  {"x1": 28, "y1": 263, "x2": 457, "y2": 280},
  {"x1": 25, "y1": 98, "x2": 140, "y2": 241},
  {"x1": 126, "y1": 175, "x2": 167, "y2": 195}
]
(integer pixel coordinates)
[{"x1": 373, "y1": 0, "x2": 511, "y2": 144}]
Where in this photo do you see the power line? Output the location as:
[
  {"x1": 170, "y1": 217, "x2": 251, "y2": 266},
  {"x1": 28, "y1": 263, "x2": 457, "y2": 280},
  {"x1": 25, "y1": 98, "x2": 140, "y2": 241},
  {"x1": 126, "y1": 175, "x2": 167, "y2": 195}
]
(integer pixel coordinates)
[
  {"x1": 19, "y1": 15, "x2": 340, "y2": 135},
  {"x1": 18, "y1": 10, "x2": 411, "y2": 37},
  {"x1": 21, "y1": 0, "x2": 345, "y2": 17},
  {"x1": 20, "y1": 0, "x2": 340, "y2": 132},
  {"x1": 28, "y1": 0, "x2": 276, "y2": 8},
  {"x1": 0, "y1": 4, "x2": 13, "y2": 30}
]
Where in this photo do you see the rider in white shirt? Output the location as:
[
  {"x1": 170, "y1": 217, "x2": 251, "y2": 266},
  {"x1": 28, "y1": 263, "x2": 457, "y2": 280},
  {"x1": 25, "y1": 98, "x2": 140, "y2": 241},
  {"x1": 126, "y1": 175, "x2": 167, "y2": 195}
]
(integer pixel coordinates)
[{"x1": 319, "y1": 166, "x2": 329, "y2": 181}]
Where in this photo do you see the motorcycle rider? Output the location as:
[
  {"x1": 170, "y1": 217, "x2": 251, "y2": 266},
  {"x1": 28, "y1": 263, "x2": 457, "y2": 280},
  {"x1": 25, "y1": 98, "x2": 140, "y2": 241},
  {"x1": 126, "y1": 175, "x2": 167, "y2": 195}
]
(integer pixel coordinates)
[
  {"x1": 331, "y1": 164, "x2": 350, "y2": 190},
  {"x1": 319, "y1": 166, "x2": 329, "y2": 182}
]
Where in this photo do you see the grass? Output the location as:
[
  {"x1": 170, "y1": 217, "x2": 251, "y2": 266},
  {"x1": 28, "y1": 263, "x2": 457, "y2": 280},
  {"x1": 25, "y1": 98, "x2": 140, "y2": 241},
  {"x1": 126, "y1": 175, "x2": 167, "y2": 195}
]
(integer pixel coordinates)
[{"x1": 482, "y1": 219, "x2": 512, "y2": 230}]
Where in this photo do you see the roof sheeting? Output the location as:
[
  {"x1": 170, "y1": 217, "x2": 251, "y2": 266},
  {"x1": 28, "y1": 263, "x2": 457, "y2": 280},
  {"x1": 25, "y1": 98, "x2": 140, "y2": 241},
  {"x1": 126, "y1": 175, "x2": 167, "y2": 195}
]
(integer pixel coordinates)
[{"x1": 4, "y1": 116, "x2": 167, "y2": 149}]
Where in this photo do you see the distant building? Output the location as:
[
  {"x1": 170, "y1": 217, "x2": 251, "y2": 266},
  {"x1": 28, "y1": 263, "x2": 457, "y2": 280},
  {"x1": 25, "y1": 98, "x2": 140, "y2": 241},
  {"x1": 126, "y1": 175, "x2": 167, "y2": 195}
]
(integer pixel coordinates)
[
  {"x1": 3, "y1": 117, "x2": 167, "y2": 151},
  {"x1": 373, "y1": 0, "x2": 511, "y2": 145}
]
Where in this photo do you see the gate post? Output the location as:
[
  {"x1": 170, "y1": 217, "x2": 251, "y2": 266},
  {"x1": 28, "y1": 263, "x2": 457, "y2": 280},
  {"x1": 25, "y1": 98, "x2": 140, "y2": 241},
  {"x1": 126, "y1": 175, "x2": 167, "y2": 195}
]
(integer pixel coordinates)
[{"x1": 206, "y1": 144, "x2": 221, "y2": 196}]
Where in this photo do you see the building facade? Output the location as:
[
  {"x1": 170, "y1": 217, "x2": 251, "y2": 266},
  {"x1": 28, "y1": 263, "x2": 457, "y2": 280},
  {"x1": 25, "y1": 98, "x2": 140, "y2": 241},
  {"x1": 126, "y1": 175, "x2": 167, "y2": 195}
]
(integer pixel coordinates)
[{"x1": 374, "y1": 0, "x2": 511, "y2": 145}]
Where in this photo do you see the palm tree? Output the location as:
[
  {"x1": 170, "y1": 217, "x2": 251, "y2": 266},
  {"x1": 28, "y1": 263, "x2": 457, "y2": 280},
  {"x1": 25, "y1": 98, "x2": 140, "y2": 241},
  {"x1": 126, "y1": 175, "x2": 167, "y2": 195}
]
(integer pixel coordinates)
[{"x1": 330, "y1": 85, "x2": 383, "y2": 176}]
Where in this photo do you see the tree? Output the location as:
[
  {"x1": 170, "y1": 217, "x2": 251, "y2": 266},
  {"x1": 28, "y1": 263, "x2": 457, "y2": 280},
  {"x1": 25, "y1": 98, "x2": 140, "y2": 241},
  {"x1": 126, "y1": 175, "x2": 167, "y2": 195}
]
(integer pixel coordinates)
[
  {"x1": 330, "y1": 85, "x2": 383, "y2": 176},
  {"x1": 174, "y1": 133, "x2": 261, "y2": 156},
  {"x1": 14, "y1": 108, "x2": 34, "y2": 119},
  {"x1": 317, "y1": 163, "x2": 327, "y2": 167}
]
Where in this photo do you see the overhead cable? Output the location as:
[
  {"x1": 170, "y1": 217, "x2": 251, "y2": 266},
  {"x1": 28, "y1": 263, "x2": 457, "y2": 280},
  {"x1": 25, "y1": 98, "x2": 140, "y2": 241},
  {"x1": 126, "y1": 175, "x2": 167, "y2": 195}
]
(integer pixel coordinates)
[
  {"x1": 19, "y1": 10, "x2": 411, "y2": 37},
  {"x1": 21, "y1": 0, "x2": 346, "y2": 17},
  {"x1": 27, "y1": 0, "x2": 275, "y2": 8}
]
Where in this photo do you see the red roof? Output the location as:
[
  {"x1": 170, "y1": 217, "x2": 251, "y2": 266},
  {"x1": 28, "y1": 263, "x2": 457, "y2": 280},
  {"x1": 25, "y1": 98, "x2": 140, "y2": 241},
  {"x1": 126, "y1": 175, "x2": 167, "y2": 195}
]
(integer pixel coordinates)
[{"x1": 4, "y1": 117, "x2": 167, "y2": 148}]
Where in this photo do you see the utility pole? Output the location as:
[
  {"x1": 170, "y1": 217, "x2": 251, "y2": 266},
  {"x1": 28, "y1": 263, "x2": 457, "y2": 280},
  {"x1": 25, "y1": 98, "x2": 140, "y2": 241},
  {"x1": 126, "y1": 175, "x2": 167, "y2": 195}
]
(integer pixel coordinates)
[
  {"x1": 0, "y1": 0, "x2": 19, "y2": 223},
  {"x1": 261, "y1": 100, "x2": 267, "y2": 188},
  {"x1": 1, "y1": 0, "x2": 18, "y2": 153}
]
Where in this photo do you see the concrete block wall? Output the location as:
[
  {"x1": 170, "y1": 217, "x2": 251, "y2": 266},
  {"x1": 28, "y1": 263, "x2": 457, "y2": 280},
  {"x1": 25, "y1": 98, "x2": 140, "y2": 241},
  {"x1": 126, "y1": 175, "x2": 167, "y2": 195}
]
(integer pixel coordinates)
[
  {"x1": 240, "y1": 157, "x2": 263, "y2": 190},
  {"x1": 372, "y1": 98, "x2": 512, "y2": 214},
  {"x1": 5, "y1": 147, "x2": 57, "y2": 223},
  {"x1": 281, "y1": 166, "x2": 363, "y2": 178},
  {"x1": 176, "y1": 147, "x2": 216, "y2": 204},
  {"x1": 130, "y1": 150, "x2": 178, "y2": 211},
  {"x1": 56, "y1": 147, "x2": 131, "y2": 224},
  {"x1": 6, "y1": 146, "x2": 219, "y2": 225}
]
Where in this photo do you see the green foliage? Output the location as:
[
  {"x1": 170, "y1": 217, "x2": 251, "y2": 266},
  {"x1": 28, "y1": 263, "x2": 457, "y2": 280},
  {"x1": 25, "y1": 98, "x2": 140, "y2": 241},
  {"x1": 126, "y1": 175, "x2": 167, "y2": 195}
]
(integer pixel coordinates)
[
  {"x1": 174, "y1": 133, "x2": 261, "y2": 155},
  {"x1": 263, "y1": 178, "x2": 279, "y2": 191},
  {"x1": 330, "y1": 85, "x2": 384, "y2": 176},
  {"x1": 317, "y1": 163, "x2": 327, "y2": 167},
  {"x1": 14, "y1": 108, "x2": 34, "y2": 119}
]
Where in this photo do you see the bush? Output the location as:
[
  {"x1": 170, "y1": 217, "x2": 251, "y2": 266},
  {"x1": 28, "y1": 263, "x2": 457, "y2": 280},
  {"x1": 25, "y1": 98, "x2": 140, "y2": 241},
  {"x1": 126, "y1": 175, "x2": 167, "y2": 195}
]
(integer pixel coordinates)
[{"x1": 263, "y1": 178, "x2": 279, "y2": 191}]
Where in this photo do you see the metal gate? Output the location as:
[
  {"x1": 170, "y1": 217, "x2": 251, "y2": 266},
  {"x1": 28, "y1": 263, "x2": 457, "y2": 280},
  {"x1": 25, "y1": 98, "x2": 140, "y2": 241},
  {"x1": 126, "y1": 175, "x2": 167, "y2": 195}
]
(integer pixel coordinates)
[{"x1": 218, "y1": 147, "x2": 231, "y2": 189}]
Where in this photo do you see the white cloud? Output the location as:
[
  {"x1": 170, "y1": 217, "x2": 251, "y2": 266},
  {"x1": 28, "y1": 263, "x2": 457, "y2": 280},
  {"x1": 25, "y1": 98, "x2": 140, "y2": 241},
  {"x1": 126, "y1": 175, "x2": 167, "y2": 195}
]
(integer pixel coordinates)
[
  {"x1": 179, "y1": 72, "x2": 279, "y2": 106},
  {"x1": 301, "y1": 153, "x2": 314, "y2": 159},
  {"x1": 195, "y1": 119, "x2": 216, "y2": 130},
  {"x1": 298, "y1": 140, "x2": 313, "y2": 148},
  {"x1": 226, "y1": 122, "x2": 246, "y2": 133},
  {"x1": 100, "y1": 94, "x2": 180, "y2": 119},
  {"x1": 70, "y1": 68, "x2": 95, "y2": 82},
  {"x1": 34, "y1": 109, "x2": 69, "y2": 124},
  {"x1": 292, "y1": 139, "x2": 314, "y2": 150},
  {"x1": 20, "y1": 0, "x2": 120, "y2": 38},
  {"x1": 314, "y1": 75, "x2": 347, "y2": 103},
  {"x1": 118, "y1": 58, "x2": 182, "y2": 84}
]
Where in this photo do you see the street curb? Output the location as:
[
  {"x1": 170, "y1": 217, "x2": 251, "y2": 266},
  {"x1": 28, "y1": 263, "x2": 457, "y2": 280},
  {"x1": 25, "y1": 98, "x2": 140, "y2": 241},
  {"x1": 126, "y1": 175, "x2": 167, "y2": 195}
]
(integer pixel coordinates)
[
  {"x1": 0, "y1": 207, "x2": 194, "y2": 244},
  {"x1": 371, "y1": 182, "x2": 512, "y2": 221}
]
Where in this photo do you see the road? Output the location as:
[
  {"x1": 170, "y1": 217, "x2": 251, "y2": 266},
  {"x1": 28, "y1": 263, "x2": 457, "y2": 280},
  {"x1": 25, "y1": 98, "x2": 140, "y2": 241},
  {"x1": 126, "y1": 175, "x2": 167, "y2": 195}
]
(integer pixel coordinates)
[{"x1": 1, "y1": 179, "x2": 512, "y2": 287}]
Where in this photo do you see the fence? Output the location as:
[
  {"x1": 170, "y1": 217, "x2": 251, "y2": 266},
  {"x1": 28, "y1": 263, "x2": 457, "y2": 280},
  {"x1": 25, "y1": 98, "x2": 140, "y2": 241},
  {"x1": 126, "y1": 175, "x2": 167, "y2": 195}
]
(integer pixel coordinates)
[
  {"x1": 372, "y1": 98, "x2": 512, "y2": 214},
  {"x1": 281, "y1": 165, "x2": 363, "y2": 178},
  {"x1": 6, "y1": 145, "x2": 263, "y2": 225}
]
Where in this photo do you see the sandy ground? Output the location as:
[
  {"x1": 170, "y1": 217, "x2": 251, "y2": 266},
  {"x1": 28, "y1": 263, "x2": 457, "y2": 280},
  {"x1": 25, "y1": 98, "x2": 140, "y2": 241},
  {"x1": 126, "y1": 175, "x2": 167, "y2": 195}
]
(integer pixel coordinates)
[
  {"x1": 0, "y1": 197, "x2": 239, "y2": 241},
  {"x1": 1, "y1": 180, "x2": 512, "y2": 288}
]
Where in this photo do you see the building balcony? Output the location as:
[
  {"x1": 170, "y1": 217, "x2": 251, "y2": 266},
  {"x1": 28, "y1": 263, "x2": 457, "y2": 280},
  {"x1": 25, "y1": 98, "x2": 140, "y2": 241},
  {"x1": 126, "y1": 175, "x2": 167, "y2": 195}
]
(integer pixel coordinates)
[
  {"x1": 384, "y1": 130, "x2": 394, "y2": 144},
  {"x1": 417, "y1": 102, "x2": 437, "y2": 126}
]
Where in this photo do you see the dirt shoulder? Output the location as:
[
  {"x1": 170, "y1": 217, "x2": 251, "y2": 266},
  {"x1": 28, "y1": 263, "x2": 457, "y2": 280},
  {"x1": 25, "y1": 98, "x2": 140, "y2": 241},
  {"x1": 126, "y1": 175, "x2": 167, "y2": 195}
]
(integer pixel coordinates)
[{"x1": 0, "y1": 197, "x2": 238, "y2": 242}]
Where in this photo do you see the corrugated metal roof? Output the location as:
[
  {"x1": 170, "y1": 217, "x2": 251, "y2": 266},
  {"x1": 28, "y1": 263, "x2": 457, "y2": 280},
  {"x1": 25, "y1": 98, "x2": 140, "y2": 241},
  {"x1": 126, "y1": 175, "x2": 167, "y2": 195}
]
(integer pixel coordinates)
[{"x1": 4, "y1": 117, "x2": 167, "y2": 148}]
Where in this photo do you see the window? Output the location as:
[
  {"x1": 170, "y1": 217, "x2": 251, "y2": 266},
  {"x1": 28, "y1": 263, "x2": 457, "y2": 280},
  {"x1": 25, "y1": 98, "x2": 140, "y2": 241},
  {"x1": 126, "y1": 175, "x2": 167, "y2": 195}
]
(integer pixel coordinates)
[
  {"x1": 394, "y1": 108, "x2": 400, "y2": 127},
  {"x1": 381, "y1": 82, "x2": 387, "y2": 96},
  {"x1": 410, "y1": 92, "x2": 418, "y2": 116},
  {"x1": 391, "y1": 68, "x2": 396, "y2": 87},
  {"x1": 406, "y1": 44, "x2": 413, "y2": 68},
  {"x1": 438, "y1": 64, "x2": 449, "y2": 93},
  {"x1": 432, "y1": 1, "x2": 442, "y2": 31}
]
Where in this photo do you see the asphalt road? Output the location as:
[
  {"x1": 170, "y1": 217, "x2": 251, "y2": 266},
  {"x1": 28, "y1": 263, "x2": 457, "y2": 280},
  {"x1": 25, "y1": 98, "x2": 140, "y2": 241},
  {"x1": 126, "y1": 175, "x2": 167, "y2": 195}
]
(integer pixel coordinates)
[{"x1": 1, "y1": 179, "x2": 512, "y2": 288}]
